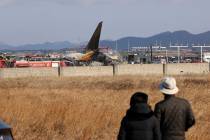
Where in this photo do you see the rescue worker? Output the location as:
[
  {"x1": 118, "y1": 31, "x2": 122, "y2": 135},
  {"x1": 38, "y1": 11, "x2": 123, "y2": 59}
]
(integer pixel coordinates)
[
  {"x1": 118, "y1": 92, "x2": 161, "y2": 140},
  {"x1": 154, "y1": 77, "x2": 195, "y2": 140}
]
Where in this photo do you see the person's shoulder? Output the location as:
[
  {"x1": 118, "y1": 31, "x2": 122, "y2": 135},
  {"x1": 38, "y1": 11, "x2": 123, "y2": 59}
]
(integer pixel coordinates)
[
  {"x1": 175, "y1": 97, "x2": 191, "y2": 106},
  {"x1": 155, "y1": 99, "x2": 166, "y2": 108},
  {"x1": 120, "y1": 115, "x2": 129, "y2": 126},
  {"x1": 175, "y1": 97, "x2": 190, "y2": 103}
]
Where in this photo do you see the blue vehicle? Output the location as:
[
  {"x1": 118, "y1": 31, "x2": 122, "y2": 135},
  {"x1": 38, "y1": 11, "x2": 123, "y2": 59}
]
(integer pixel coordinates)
[{"x1": 0, "y1": 120, "x2": 14, "y2": 140}]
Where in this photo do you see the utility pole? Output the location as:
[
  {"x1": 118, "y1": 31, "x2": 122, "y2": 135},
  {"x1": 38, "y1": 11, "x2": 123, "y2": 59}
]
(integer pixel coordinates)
[
  {"x1": 201, "y1": 45, "x2": 203, "y2": 63},
  {"x1": 128, "y1": 40, "x2": 130, "y2": 52},
  {"x1": 178, "y1": 46, "x2": 180, "y2": 63},
  {"x1": 166, "y1": 49, "x2": 168, "y2": 63},
  {"x1": 150, "y1": 45, "x2": 153, "y2": 63},
  {"x1": 170, "y1": 45, "x2": 188, "y2": 63},
  {"x1": 116, "y1": 40, "x2": 118, "y2": 52}
]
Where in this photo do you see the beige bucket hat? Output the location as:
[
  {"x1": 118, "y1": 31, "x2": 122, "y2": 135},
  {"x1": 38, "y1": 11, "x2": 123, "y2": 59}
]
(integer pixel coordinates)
[{"x1": 160, "y1": 77, "x2": 179, "y2": 95}]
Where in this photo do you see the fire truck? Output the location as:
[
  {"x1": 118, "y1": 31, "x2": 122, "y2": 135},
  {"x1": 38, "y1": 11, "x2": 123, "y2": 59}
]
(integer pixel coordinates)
[{"x1": 14, "y1": 55, "x2": 73, "y2": 68}]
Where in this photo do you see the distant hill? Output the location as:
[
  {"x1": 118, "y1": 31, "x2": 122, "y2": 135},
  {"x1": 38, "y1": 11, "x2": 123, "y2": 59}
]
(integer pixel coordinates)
[
  {"x1": 13, "y1": 41, "x2": 75, "y2": 51},
  {"x1": 1, "y1": 31, "x2": 210, "y2": 51},
  {"x1": 100, "y1": 31, "x2": 210, "y2": 50},
  {"x1": 0, "y1": 42, "x2": 13, "y2": 50}
]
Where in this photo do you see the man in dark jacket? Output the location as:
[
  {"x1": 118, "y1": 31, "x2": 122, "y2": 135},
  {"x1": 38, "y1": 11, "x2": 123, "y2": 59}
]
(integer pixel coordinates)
[
  {"x1": 154, "y1": 77, "x2": 195, "y2": 140},
  {"x1": 118, "y1": 92, "x2": 161, "y2": 140}
]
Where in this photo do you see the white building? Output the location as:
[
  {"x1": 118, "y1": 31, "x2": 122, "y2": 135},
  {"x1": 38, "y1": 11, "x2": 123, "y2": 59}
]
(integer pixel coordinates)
[{"x1": 203, "y1": 52, "x2": 210, "y2": 62}]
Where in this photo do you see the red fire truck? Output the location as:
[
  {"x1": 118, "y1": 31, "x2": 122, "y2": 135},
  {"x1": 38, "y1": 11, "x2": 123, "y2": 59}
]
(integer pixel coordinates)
[{"x1": 14, "y1": 56, "x2": 72, "y2": 68}]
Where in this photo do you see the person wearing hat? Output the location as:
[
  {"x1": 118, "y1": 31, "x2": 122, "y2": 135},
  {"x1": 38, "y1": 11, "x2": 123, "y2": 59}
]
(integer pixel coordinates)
[
  {"x1": 118, "y1": 92, "x2": 161, "y2": 140},
  {"x1": 154, "y1": 77, "x2": 195, "y2": 140}
]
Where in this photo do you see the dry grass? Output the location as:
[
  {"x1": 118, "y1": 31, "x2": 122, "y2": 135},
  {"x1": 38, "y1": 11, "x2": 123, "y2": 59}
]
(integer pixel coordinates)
[{"x1": 0, "y1": 75, "x2": 210, "y2": 140}]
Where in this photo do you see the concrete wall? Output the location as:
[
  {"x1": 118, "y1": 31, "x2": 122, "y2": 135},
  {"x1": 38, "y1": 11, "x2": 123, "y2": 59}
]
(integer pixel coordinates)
[
  {"x1": 0, "y1": 68, "x2": 58, "y2": 78},
  {"x1": 0, "y1": 63, "x2": 209, "y2": 78},
  {"x1": 166, "y1": 63, "x2": 209, "y2": 75},
  {"x1": 117, "y1": 64, "x2": 163, "y2": 75},
  {"x1": 61, "y1": 66, "x2": 113, "y2": 77}
]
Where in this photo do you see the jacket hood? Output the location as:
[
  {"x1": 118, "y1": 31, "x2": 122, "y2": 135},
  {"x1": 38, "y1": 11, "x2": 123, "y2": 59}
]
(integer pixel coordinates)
[{"x1": 126, "y1": 103, "x2": 153, "y2": 120}]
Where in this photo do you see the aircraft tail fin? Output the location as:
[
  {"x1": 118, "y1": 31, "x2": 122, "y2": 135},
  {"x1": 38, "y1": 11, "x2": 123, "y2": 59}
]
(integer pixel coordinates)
[{"x1": 86, "y1": 21, "x2": 103, "y2": 52}]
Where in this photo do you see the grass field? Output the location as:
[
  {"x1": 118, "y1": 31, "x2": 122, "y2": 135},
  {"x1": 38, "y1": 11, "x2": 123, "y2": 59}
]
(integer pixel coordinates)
[{"x1": 0, "y1": 75, "x2": 210, "y2": 140}]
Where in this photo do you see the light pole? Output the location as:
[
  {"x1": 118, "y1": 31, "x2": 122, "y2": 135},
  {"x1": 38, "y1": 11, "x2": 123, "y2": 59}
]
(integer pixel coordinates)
[
  {"x1": 166, "y1": 49, "x2": 168, "y2": 63},
  {"x1": 192, "y1": 45, "x2": 210, "y2": 62},
  {"x1": 116, "y1": 40, "x2": 118, "y2": 52},
  {"x1": 170, "y1": 45, "x2": 188, "y2": 63},
  {"x1": 128, "y1": 39, "x2": 130, "y2": 52}
]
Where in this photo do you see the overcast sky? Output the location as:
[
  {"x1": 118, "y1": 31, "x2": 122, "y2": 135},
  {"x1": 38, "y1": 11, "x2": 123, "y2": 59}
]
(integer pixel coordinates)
[{"x1": 0, "y1": 0, "x2": 209, "y2": 45}]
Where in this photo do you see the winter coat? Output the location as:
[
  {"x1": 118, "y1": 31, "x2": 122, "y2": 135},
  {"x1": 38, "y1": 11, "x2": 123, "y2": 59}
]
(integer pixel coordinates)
[
  {"x1": 118, "y1": 103, "x2": 161, "y2": 140},
  {"x1": 154, "y1": 96, "x2": 195, "y2": 140}
]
